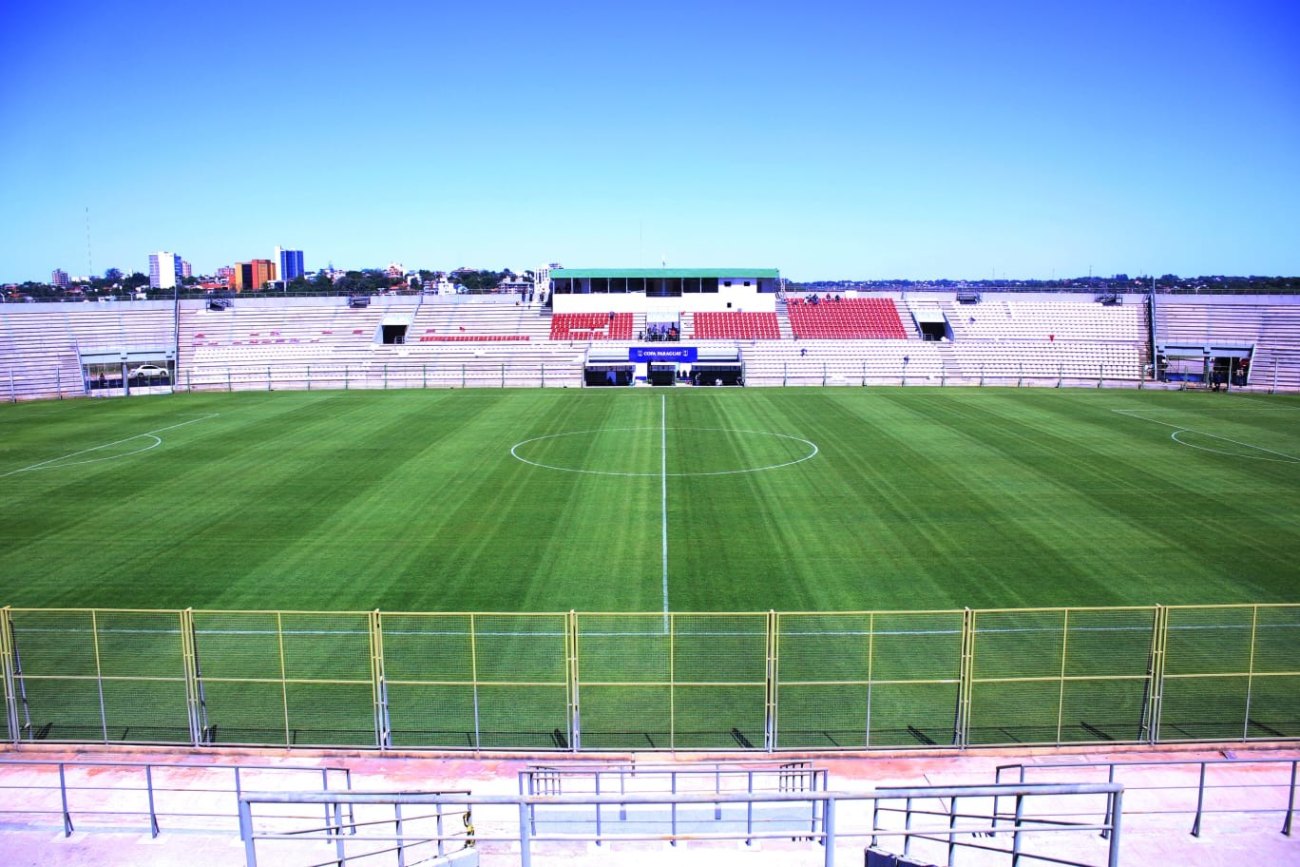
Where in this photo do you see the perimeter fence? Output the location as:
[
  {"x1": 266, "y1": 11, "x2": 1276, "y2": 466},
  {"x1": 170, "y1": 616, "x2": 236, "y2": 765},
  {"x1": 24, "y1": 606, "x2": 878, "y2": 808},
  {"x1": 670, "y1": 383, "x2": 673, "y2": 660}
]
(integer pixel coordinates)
[{"x1": 1, "y1": 604, "x2": 1296, "y2": 752}]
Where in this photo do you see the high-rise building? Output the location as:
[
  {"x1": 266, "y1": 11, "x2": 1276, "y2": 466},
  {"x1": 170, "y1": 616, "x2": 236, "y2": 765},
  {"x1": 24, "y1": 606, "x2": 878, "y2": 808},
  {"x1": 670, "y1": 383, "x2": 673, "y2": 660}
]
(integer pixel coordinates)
[
  {"x1": 149, "y1": 252, "x2": 183, "y2": 289},
  {"x1": 275, "y1": 247, "x2": 305, "y2": 282},
  {"x1": 231, "y1": 259, "x2": 277, "y2": 292},
  {"x1": 181, "y1": 260, "x2": 192, "y2": 279},
  {"x1": 51, "y1": 268, "x2": 69, "y2": 287}
]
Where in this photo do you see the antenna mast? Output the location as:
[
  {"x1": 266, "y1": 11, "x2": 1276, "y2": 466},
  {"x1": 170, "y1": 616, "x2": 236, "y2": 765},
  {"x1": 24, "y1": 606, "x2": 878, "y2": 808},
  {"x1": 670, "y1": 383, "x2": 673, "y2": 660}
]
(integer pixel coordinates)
[{"x1": 85, "y1": 206, "x2": 94, "y2": 277}]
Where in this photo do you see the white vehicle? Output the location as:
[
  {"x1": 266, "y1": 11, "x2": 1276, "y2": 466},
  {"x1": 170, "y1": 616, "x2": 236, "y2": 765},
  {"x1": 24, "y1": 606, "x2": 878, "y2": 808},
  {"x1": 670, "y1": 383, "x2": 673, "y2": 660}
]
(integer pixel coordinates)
[{"x1": 129, "y1": 364, "x2": 169, "y2": 378}]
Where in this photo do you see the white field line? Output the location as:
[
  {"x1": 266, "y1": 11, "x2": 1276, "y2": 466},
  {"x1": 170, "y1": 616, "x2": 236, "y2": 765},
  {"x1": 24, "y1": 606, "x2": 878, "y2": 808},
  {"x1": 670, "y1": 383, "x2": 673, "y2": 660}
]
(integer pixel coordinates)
[
  {"x1": 506, "y1": 426, "x2": 811, "y2": 475},
  {"x1": 1, "y1": 414, "x2": 220, "y2": 477},
  {"x1": 1110, "y1": 409, "x2": 1300, "y2": 462},
  {"x1": 661, "y1": 394, "x2": 670, "y2": 630}
]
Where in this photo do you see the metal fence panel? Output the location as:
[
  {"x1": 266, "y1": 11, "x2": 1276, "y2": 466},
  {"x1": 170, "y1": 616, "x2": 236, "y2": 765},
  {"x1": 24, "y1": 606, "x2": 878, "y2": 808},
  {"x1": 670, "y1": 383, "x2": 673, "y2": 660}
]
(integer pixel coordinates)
[
  {"x1": 470, "y1": 614, "x2": 567, "y2": 748},
  {"x1": 776, "y1": 611, "x2": 964, "y2": 749},
  {"x1": 8, "y1": 610, "x2": 103, "y2": 741},
  {"x1": 4, "y1": 604, "x2": 1297, "y2": 751},
  {"x1": 1162, "y1": 607, "x2": 1254, "y2": 741},
  {"x1": 968, "y1": 609, "x2": 1156, "y2": 746},
  {"x1": 94, "y1": 610, "x2": 190, "y2": 743},
  {"x1": 279, "y1": 612, "x2": 373, "y2": 747},
  {"x1": 575, "y1": 614, "x2": 670, "y2": 749},
  {"x1": 381, "y1": 614, "x2": 477, "y2": 748},
  {"x1": 1249, "y1": 606, "x2": 1300, "y2": 738},
  {"x1": 776, "y1": 613, "x2": 873, "y2": 749},
  {"x1": 190, "y1": 611, "x2": 290, "y2": 745},
  {"x1": 1061, "y1": 608, "x2": 1156, "y2": 743},
  {"x1": 673, "y1": 613, "x2": 767, "y2": 749},
  {"x1": 574, "y1": 613, "x2": 766, "y2": 749},
  {"x1": 6, "y1": 609, "x2": 190, "y2": 744}
]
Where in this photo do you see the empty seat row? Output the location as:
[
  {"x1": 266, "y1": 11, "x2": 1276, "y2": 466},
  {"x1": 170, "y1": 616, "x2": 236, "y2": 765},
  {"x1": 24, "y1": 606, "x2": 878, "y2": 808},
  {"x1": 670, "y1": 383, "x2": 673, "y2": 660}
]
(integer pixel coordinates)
[
  {"x1": 788, "y1": 298, "x2": 909, "y2": 339},
  {"x1": 692, "y1": 312, "x2": 780, "y2": 340},
  {"x1": 550, "y1": 313, "x2": 634, "y2": 341},
  {"x1": 419, "y1": 334, "x2": 531, "y2": 342}
]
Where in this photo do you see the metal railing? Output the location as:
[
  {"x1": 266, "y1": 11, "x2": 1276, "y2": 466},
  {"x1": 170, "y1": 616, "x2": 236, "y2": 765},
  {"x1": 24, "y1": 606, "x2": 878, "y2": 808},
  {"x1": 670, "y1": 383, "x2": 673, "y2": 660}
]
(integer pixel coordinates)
[
  {"x1": 519, "y1": 760, "x2": 828, "y2": 846},
  {"x1": 994, "y1": 756, "x2": 1299, "y2": 838},
  {"x1": 0, "y1": 758, "x2": 351, "y2": 837},
  {"x1": 237, "y1": 782, "x2": 1124, "y2": 867}
]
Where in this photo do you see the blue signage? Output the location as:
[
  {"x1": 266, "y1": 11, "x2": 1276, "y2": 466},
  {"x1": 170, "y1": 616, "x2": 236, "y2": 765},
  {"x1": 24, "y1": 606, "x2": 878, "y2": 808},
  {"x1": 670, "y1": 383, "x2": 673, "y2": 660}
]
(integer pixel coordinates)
[{"x1": 630, "y1": 347, "x2": 698, "y2": 363}]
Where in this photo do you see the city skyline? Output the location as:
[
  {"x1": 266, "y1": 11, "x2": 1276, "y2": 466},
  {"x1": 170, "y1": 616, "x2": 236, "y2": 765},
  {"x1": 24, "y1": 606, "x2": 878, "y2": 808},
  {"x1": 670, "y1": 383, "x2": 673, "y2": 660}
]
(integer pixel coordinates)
[{"x1": 2, "y1": 1, "x2": 1297, "y2": 283}]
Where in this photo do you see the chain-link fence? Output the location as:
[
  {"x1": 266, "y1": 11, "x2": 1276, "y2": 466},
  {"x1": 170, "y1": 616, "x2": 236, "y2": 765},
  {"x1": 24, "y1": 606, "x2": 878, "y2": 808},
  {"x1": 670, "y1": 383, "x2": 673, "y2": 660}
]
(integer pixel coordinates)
[{"x1": 2, "y1": 605, "x2": 1297, "y2": 751}]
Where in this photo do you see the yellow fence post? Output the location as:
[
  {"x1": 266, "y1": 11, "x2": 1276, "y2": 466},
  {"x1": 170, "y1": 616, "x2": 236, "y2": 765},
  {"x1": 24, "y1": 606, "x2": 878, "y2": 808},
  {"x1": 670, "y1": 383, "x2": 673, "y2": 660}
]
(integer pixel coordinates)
[
  {"x1": 566, "y1": 610, "x2": 580, "y2": 752},
  {"x1": 1141, "y1": 605, "x2": 1168, "y2": 745},
  {"x1": 89, "y1": 610, "x2": 108, "y2": 743},
  {"x1": 1243, "y1": 605, "x2": 1259, "y2": 741},
  {"x1": 370, "y1": 610, "x2": 390, "y2": 749},
  {"x1": 180, "y1": 608, "x2": 206, "y2": 746},
  {"x1": 0, "y1": 607, "x2": 19, "y2": 743},
  {"x1": 468, "y1": 613, "x2": 481, "y2": 750},
  {"x1": 275, "y1": 612, "x2": 291, "y2": 748},
  {"x1": 1056, "y1": 609, "x2": 1071, "y2": 747},
  {"x1": 765, "y1": 610, "x2": 778, "y2": 752},
  {"x1": 955, "y1": 608, "x2": 975, "y2": 748}
]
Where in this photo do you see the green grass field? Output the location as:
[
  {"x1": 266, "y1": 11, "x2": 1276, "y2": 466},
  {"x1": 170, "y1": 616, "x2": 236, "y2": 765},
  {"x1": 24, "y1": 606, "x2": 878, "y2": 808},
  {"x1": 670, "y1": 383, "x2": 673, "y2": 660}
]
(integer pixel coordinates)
[
  {"x1": 2, "y1": 387, "x2": 1298, "y2": 611},
  {"x1": 1, "y1": 387, "x2": 1297, "y2": 749}
]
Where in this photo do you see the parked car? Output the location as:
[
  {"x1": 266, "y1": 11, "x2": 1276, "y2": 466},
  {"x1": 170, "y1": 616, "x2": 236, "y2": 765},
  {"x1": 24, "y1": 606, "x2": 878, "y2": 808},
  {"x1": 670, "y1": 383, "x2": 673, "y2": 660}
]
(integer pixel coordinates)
[{"x1": 129, "y1": 364, "x2": 169, "y2": 379}]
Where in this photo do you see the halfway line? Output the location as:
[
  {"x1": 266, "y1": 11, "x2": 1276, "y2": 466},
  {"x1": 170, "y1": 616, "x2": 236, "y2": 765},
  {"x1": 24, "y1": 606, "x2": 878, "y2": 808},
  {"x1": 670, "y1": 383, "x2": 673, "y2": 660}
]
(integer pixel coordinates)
[{"x1": 661, "y1": 394, "x2": 669, "y2": 630}]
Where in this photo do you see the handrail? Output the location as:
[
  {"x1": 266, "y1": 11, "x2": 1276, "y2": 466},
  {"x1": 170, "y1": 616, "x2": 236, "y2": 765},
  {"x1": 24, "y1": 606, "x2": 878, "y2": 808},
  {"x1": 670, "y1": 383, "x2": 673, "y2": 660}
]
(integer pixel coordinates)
[
  {"x1": 995, "y1": 756, "x2": 1299, "y2": 837},
  {"x1": 238, "y1": 782, "x2": 1124, "y2": 867},
  {"x1": 0, "y1": 758, "x2": 352, "y2": 838}
]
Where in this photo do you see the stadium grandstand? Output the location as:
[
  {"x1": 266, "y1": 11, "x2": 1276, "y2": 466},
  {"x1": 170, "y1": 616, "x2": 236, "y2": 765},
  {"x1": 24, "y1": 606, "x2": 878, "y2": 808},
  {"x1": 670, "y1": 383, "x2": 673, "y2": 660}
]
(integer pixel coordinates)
[{"x1": 3, "y1": 272, "x2": 1299, "y2": 400}]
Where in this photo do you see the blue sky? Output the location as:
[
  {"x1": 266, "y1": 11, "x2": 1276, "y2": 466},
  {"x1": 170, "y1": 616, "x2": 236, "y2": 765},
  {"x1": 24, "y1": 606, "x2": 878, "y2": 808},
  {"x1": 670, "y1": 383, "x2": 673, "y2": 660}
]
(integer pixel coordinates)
[{"x1": 2, "y1": 1, "x2": 1297, "y2": 282}]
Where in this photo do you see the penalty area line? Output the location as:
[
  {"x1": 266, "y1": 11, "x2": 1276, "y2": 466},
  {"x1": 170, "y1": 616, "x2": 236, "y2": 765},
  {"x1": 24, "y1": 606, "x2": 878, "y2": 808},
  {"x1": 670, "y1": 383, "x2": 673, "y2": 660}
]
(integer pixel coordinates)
[
  {"x1": 1110, "y1": 409, "x2": 1299, "y2": 463},
  {"x1": 1, "y1": 414, "x2": 219, "y2": 477}
]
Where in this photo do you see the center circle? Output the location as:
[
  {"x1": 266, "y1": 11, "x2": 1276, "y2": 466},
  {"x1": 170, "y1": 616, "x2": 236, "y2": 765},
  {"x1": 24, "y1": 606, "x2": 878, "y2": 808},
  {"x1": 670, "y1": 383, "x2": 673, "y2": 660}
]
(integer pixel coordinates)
[{"x1": 510, "y1": 427, "x2": 819, "y2": 477}]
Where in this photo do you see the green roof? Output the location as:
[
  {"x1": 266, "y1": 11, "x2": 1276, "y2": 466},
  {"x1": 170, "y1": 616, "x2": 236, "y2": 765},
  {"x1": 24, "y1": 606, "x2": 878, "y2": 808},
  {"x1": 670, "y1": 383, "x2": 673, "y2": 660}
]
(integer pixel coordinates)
[{"x1": 551, "y1": 268, "x2": 779, "y2": 279}]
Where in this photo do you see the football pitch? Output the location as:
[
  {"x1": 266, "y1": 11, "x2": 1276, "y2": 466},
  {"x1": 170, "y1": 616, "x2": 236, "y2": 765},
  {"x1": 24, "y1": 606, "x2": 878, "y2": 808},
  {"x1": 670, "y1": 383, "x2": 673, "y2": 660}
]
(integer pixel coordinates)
[
  {"x1": 1, "y1": 387, "x2": 1298, "y2": 750},
  {"x1": 2, "y1": 387, "x2": 1297, "y2": 612}
]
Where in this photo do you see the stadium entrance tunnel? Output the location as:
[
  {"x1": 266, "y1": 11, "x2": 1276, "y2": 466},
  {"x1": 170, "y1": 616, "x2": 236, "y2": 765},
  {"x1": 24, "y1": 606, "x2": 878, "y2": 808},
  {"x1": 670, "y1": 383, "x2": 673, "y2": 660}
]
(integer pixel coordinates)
[
  {"x1": 584, "y1": 364, "x2": 634, "y2": 386},
  {"x1": 693, "y1": 363, "x2": 743, "y2": 386},
  {"x1": 648, "y1": 362, "x2": 677, "y2": 386},
  {"x1": 1156, "y1": 343, "x2": 1252, "y2": 388},
  {"x1": 911, "y1": 307, "x2": 951, "y2": 341}
]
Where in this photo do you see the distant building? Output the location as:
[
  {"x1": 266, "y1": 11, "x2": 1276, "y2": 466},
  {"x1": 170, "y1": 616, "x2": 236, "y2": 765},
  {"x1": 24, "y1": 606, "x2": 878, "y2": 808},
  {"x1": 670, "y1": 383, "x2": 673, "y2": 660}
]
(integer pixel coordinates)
[
  {"x1": 497, "y1": 271, "x2": 533, "y2": 294},
  {"x1": 536, "y1": 265, "x2": 559, "y2": 297},
  {"x1": 425, "y1": 274, "x2": 456, "y2": 295},
  {"x1": 231, "y1": 259, "x2": 277, "y2": 292},
  {"x1": 275, "y1": 246, "x2": 305, "y2": 281},
  {"x1": 181, "y1": 260, "x2": 193, "y2": 280},
  {"x1": 148, "y1": 251, "x2": 183, "y2": 289},
  {"x1": 51, "y1": 268, "x2": 69, "y2": 287},
  {"x1": 216, "y1": 266, "x2": 234, "y2": 285}
]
